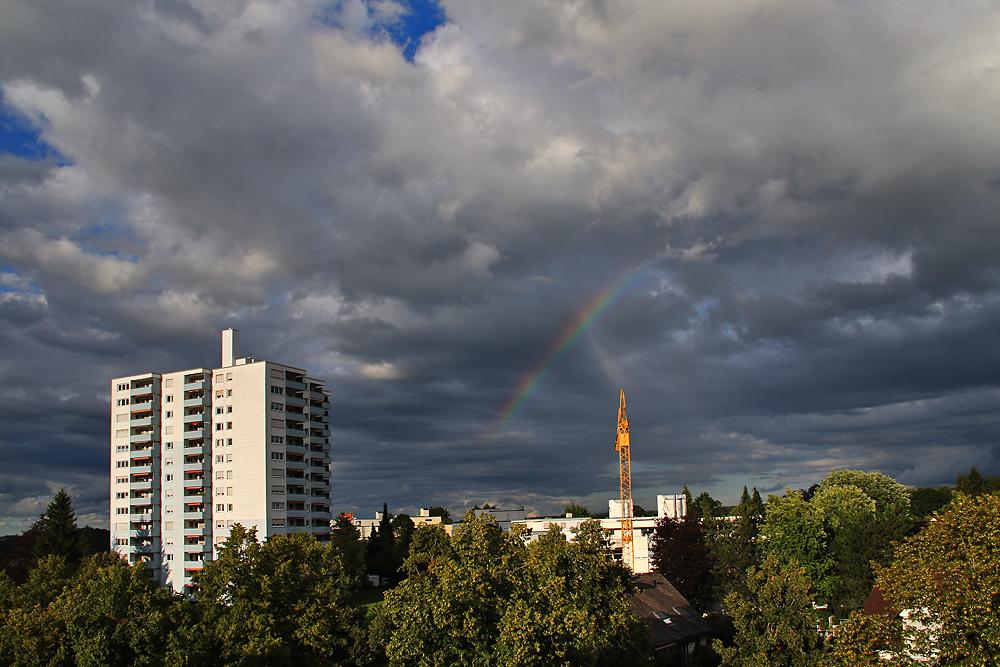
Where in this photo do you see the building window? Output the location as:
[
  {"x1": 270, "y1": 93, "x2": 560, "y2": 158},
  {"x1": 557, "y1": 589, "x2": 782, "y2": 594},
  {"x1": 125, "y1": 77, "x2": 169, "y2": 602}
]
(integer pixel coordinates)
[
  {"x1": 215, "y1": 455, "x2": 224, "y2": 463},
  {"x1": 270, "y1": 402, "x2": 284, "y2": 412},
  {"x1": 272, "y1": 469, "x2": 284, "y2": 478},
  {"x1": 166, "y1": 442, "x2": 174, "y2": 450},
  {"x1": 227, "y1": 405, "x2": 232, "y2": 413},
  {"x1": 216, "y1": 487, "x2": 225, "y2": 496},
  {"x1": 164, "y1": 521, "x2": 173, "y2": 530},
  {"x1": 270, "y1": 386, "x2": 283, "y2": 396},
  {"x1": 226, "y1": 454, "x2": 232, "y2": 463},
  {"x1": 165, "y1": 410, "x2": 173, "y2": 418},
  {"x1": 116, "y1": 476, "x2": 128, "y2": 484},
  {"x1": 116, "y1": 492, "x2": 127, "y2": 499},
  {"x1": 165, "y1": 378, "x2": 174, "y2": 388},
  {"x1": 270, "y1": 452, "x2": 284, "y2": 461},
  {"x1": 166, "y1": 395, "x2": 173, "y2": 402},
  {"x1": 227, "y1": 389, "x2": 232, "y2": 397},
  {"x1": 116, "y1": 445, "x2": 128, "y2": 452},
  {"x1": 226, "y1": 372, "x2": 232, "y2": 380},
  {"x1": 227, "y1": 438, "x2": 233, "y2": 446},
  {"x1": 216, "y1": 470, "x2": 225, "y2": 478},
  {"x1": 271, "y1": 520, "x2": 285, "y2": 527},
  {"x1": 227, "y1": 504, "x2": 233, "y2": 511},
  {"x1": 116, "y1": 461, "x2": 129, "y2": 468},
  {"x1": 116, "y1": 507, "x2": 128, "y2": 514},
  {"x1": 165, "y1": 506, "x2": 174, "y2": 514},
  {"x1": 165, "y1": 474, "x2": 173, "y2": 481},
  {"x1": 271, "y1": 418, "x2": 284, "y2": 428},
  {"x1": 272, "y1": 485, "x2": 284, "y2": 494},
  {"x1": 165, "y1": 425, "x2": 173, "y2": 435},
  {"x1": 226, "y1": 422, "x2": 232, "y2": 430},
  {"x1": 215, "y1": 407, "x2": 223, "y2": 415},
  {"x1": 115, "y1": 429, "x2": 128, "y2": 438},
  {"x1": 116, "y1": 413, "x2": 128, "y2": 423},
  {"x1": 216, "y1": 390, "x2": 224, "y2": 398},
  {"x1": 270, "y1": 435, "x2": 284, "y2": 445},
  {"x1": 165, "y1": 554, "x2": 173, "y2": 561},
  {"x1": 165, "y1": 489, "x2": 174, "y2": 497},
  {"x1": 217, "y1": 504, "x2": 225, "y2": 512},
  {"x1": 216, "y1": 376, "x2": 223, "y2": 384},
  {"x1": 164, "y1": 459, "x2": 173, "y2": 466},
  {"x1": 227, "y1": 471, "x2": 233, "y2": 479},
  {"x1": 271, "y1": 502, "x2": 285, "y2": 511},
  {"x1": 216, "y1": 439, "x2": 223, "y2": 447},
  {"x1": 215, "y1": 423, "x2": 223, "y2": 431}
]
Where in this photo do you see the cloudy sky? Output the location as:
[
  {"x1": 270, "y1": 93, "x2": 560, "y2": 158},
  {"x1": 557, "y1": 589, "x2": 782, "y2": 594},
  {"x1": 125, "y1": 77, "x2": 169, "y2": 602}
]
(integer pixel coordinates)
[{"x1": 2, "y1": 0, "x2": 999, "y2": 533}]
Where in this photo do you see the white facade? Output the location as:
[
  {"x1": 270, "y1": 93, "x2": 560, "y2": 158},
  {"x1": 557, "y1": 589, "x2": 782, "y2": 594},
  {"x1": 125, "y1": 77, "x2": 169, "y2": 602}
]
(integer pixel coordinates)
[{"x1": 110, "y1": 329, "x2": 332, "y2": 593}]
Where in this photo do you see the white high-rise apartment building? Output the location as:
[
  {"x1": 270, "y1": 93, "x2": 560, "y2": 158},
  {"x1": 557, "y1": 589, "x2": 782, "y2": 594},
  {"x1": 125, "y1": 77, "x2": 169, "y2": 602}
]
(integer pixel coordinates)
[{"x1": 110, "y1": 329, "x2": 332, "y2": 593}]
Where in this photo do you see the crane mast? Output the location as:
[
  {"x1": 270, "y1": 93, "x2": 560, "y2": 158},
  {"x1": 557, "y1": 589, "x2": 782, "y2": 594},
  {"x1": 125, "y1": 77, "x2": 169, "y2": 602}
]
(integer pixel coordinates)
[{"x1": 615, "y1": 388, "x2": 634, "y2": 571}]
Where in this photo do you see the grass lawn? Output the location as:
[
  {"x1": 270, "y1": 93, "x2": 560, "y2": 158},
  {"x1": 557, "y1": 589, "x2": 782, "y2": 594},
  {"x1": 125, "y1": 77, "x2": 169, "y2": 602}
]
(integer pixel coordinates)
[{"x1": 353, "y1": 587, "x2": 386, "y2": 607}]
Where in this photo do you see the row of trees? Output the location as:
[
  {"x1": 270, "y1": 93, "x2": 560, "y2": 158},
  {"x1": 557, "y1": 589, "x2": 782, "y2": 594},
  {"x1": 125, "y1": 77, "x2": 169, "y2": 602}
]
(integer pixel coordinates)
[{"x1": 0, "y1": 495, "x2": 653, "y2": 666}]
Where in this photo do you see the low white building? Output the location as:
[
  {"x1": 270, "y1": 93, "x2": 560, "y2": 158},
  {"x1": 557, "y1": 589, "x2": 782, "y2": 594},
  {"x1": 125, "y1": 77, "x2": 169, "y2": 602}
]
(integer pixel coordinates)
[{"x1": 512, "y1": 494, "x2": 687, "y2": 574}]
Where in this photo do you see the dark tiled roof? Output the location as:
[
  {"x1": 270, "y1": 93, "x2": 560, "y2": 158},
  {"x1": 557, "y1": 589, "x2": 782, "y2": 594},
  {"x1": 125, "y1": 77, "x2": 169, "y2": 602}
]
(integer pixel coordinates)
[{"x1": 631, "y1": 573, "x2": 713, "y2": 650}]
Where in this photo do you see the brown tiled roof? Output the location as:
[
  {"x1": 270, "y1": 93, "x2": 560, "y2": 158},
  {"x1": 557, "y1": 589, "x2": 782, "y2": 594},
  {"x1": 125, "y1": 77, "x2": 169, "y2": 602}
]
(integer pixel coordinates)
[
  {"x1": 631, "y1": 573, "x2": 713, "y2": 650},
  {"x1": 862, "y1": 587, "x2": 900, "y2": 618}
]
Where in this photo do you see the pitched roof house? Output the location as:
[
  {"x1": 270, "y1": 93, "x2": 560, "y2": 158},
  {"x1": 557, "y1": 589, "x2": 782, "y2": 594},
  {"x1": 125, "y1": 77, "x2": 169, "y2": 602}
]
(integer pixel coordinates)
[{"x1": 631, "y1": 573, "x2": 713, "y2": 653}]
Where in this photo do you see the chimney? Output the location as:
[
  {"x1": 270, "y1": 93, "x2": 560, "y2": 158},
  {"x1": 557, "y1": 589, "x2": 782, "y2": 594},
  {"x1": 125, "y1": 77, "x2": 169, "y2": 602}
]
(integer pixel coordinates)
[{"x1": 222, "y1": 328, "x2": 240, "y2": 367}]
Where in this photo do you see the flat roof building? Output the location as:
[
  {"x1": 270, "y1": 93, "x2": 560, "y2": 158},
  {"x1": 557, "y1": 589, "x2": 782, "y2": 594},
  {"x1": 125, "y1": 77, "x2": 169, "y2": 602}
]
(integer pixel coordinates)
[{"x1": 110, "y1": 329, "x2": 332, "y2": 593}]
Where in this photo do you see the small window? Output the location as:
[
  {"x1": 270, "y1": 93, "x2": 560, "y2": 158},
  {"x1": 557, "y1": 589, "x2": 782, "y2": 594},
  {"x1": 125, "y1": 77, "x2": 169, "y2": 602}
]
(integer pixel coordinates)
[
  {"x1": 115, "y1": 429, "x2": 128, "y2": 438},
  {"x1": 116, "y1": 413, "x2": 128, "y2": 423},
  {"x1": 116, "y1": 476, "x2": 128, "y2": 484},
  {"x1": 165, "y1": 474, "x2": 173, "y2": 481},
  {"x1": 165, "y1": 410, "x2": 173, "y2": 418},
  {"x1": 271, "y1": 519, "x2": 285, "y2": 528},
  {"x1": 272, "y1": 485, "x2": 284, "y2": 494},
  {"x1": 165, "y1": 378, "x2": 174, "y2": 388},
  {"x1": 215, "y1": 423, "x2": 223, "y2": 431},
  {"x1": 216, "y1": 376, "x2": 223, "y2": 384},
  {"x1": 227, "y1": 438, "x2": 233, "y2": 446},
  {"x1": 226, "y1": 454, "x2": 232, "y2": 463},
  {"x1": 227, "y1": 471, "x2": 233, "y2": 479},
  {"x1": 227, "y1": 389, "x2": 232, "y2": 397},
  {"x1": 270, "y1": 386, "x2": 283, "y2": 396},
  {"x1": 272, "y1": 502, "x2": 285, "y2": 510},
  {"x1": 272, "y1": 469, "x2": 284, "y2": 478},
  {"x1": 216, "y1": 439, "x2": 223, "y2": 447},
  {"x1": 164, "y1": 459, "x2": 173, "y2": 466},
  {"x1": 164, "y1": 521, "x2": 173, "y2": 530},
  {"x1": 164, "y1": 425, "x2": 173, "y2": 435},
  {"x1": 166, "y1": 395, "x2": 173, "y2": 403},
  {"x1": 166, "y1": 442, "x2": 174, "y2": 450},
  {"x1": 216, "y1": 487, "x2": 225, "y2": 496},
  {"x1": 165, "y1": 489, "x2": 174, "y2": 497},
  {"x1": 270, "y1": 452, "x2": 284, "y2": 461},
  {"x1": 226, "y1": 422, "x2": 232, "y2": 430},
  {"x1": 227, "y1": 504, "x2": 233, "y2": 511},
  {"x1": 216, "y1": 471, "x2": 225, "y2": 479},
  {"x1": 216, "y1": 390, "x2": 224, "y2": 398},
  {"x1": 216, "y1": 407, "x2": 223, "y2": 415},
  {"x1": 271, "y1": 402, "x2": 284, "y2": 412},
  {"x1": 270, "y1": 435, "x2": 284, "y2": 445},
  {"x1": 226, "y1": 372, "x2": 232, "y2": 380},
  {"x1": 217, "y1": 504, "x2": 225, "y2": 512},
  {"x1": 215, "y1": 455, "x2": 224, "y2": 463},
  {"x1": 165, "y1": 505, "x2": 174, "y2": 514}
]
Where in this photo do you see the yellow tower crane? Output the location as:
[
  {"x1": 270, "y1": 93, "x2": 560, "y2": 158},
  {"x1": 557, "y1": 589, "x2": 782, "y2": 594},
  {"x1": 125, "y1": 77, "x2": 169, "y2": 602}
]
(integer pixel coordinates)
[{"x1": 615, "y1": 388, "x2": 634, "y2": 571}]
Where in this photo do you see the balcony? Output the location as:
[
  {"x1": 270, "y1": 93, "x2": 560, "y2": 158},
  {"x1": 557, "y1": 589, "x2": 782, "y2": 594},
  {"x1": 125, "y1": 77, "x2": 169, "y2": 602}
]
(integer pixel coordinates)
[
  {"x1": 130, "y1": 384, "x2": 157, "y2": 398},
  {"x1": 129, "y1": 479, "x2": 155, "y2": 491},
  {"x1": 130, "y1": 432, "x2": 155, "y2": 444},
  {"x1": 183, "y1": 380, "x2": 208, "y2": 392},
  {"x1": 284, "y1": 411, "x2": 306, "y2": 422},
  {"x1": 183, "y1": 412, "x2": 206, "y2": 423},
  {"x1": 285, "y1": 379, "x2": 306, "y2": 392},
  {"x1": 285, "y1": 395, "x2": 306, "y2": 408}
]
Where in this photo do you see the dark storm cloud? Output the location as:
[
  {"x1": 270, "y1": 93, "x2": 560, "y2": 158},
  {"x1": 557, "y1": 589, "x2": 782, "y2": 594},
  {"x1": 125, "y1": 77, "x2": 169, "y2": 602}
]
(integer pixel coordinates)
[{"x1": 1, "y1": 0, "x2": 999, "y2": 530}]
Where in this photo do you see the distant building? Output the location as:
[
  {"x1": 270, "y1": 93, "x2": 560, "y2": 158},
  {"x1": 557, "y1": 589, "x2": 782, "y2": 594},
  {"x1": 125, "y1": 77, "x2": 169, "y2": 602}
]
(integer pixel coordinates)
[
  {"x1": 110, "y1": 329, "x2": 332, "y2": 594},
  {"x1": 512, "y1": 494, "x2": 687, "y2": 574}
]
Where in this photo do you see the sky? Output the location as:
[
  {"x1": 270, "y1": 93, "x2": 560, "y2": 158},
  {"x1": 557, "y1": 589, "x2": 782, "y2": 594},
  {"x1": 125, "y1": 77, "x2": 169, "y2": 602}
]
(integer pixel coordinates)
[{"x1": 1, "y1": 0, "x2": 1000, "y2": 534}]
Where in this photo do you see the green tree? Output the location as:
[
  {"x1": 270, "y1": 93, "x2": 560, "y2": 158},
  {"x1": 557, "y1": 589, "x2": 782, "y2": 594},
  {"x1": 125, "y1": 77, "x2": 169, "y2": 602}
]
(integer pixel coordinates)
[
  {"x1": 811, "y1": 485, "x2": 878, "y2": 607},
  {"x1": 194, "y1": 524, "x2": 363, "y2": 665},
  {"x1": 692, "y1": 492, "x2": 723, "y2": 519},
  {"x1": 706, "y1": 498, "x2": 761, "y2": 602},
  {"x1": 818, "y1": 613, "x2": 916, "y2": 667},
  {"x1": 0, "y1": 555, "x2": 75, "y2": 666},
  {"x1": 760, "y1": 491, "x2": 833, "y2": 599},
  {"x1": 818, "y1": 470, "x2": 910, "y2": 542},
  {"x1": 750, "y1": 488, "x2": 763, "y2": 514},
  {"x1": 908, "y1": 486, "x2": 953, "y2": 521},
  {"x1": 35, "y1": 490, "x2": 84, "y2": 566},
  {"x1": 52, "y1": 553, "x2": 179, "y2": 666},
  {"x1": 562, "y1": 503, "x2": 591, "y2": 517},
  {"x1": 392, "y1": 513, "x2": 416, "y2": 581},
  {"x1": 330, "y1": 513, "x2": 366, "y2": 584},
  {"x1": 876, "y1": 493, "x2": 1000, "y2": 665},
  {"x1": 714, "y1": 554, "x2": 818, "y2": 667},
  {"x1": 649, "y1": 514, "x2": 713, "y2": 611},
  {"x1": 367, "y1": 504, "x2": 398, "y2": 581},
  {"x1": 380, "y1": 513, "x2": 646, "y2": 666}
]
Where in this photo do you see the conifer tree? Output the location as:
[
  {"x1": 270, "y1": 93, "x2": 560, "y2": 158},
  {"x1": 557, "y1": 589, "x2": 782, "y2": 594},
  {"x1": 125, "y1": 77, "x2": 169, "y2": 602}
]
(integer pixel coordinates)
[{"x1": 34, "y1": 489, "x2": 83, "y2": 565}]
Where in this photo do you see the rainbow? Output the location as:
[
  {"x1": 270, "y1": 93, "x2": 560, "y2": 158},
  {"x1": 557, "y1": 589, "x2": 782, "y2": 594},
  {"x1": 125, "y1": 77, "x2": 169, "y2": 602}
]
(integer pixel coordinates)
[{"x1": 492, "y1": 262, "x2": 656, "y2": 434}]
